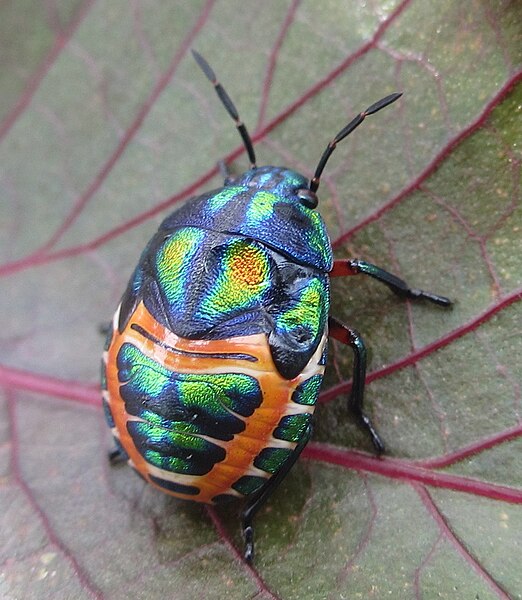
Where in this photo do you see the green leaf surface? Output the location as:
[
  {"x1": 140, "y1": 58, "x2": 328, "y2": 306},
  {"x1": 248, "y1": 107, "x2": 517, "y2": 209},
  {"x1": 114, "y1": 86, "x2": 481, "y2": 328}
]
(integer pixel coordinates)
[{"x1": 1, "y1": 1, "x2": 521, "y2": 598}]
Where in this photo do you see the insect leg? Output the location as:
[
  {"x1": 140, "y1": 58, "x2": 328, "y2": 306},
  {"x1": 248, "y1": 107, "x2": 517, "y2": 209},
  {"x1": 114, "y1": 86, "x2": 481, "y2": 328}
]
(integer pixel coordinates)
[
  {"x1": 217, "y1": 159, "x2": 230, "y2": 179},
  {"x1": 217, "y1": 159, "x2": 238, "y2": 185},
  {"x1": 331, "y1": 259, "x2": 451, "y2": 307},
  {"x1": 328, "y1": 316, "x2": 385, "y2": 454},
  {"x1": 241, "y1": 422, "x2": 313, "y2": 563},
  {"x1": 107, "y1": 442, "x2": 129, "y2": 464},
  {"x1": 98, "y1": 322, "x2": 111, "y2": 336}
]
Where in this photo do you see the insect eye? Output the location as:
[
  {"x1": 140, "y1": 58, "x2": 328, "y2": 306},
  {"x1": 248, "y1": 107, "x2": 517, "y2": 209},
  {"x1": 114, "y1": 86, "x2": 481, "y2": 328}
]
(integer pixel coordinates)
[{"x1": 296, "y1": 189, "x2": 318, "y2": 209}]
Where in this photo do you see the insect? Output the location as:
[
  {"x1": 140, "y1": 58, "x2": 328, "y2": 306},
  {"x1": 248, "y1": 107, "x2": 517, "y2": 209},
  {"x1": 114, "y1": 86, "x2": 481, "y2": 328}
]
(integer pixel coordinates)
[{"x1": 101, "y1": 50, "x2": 451, "y2": 563}]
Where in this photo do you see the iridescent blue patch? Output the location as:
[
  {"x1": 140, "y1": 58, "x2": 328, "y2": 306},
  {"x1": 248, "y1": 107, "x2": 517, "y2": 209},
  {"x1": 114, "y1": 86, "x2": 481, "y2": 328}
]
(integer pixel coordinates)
[{"x1": 161, "y1": 167, "x2": 332, "y2": 271}]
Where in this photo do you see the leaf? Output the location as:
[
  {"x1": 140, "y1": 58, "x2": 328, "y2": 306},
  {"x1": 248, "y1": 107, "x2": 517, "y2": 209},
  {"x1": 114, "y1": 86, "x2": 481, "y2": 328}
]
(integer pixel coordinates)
[{"x1": 1, "y1": 1, "x2": 521, "y2": 598}]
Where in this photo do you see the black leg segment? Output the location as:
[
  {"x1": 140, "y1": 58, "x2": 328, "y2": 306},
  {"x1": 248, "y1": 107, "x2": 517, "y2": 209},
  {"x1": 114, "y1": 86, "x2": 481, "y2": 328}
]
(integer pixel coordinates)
[
  {"x1": 108, "y1": 448, "x2": 123, "y2": 463},
  {"x1": 329, "y1": 316, "x2": 385, "y2": 454},
  {"x1": 330, "y1": 259, "x2": 452, "y2": 307},
  {"x1": 241, "y1": 422, "x2": 313, "y2": 563},
  {"x1": 108, "y1": 446, "x2": 128, "y2": 464}
]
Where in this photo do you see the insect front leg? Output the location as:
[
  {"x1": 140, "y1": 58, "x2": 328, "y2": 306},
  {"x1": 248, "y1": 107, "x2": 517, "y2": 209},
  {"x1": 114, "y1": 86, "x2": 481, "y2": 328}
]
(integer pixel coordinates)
[
  {"x1": 328, "y1": 316, "x2": 385, "y2": 454},
  {"x1": 217, "y1": 159, "x2": 238, "y2": 185},
  {"x1": 331, "y1": 259, "x2": 451, "y2": 307},
  {"x1": 241, "y1": 422, "x2": 313, "y2": 563}
]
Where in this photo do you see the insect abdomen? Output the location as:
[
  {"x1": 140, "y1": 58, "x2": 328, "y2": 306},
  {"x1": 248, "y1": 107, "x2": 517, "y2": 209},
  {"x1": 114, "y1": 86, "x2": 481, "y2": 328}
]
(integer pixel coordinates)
[{"x1": 103, "y1": 301, "x2": 327, "y2": 503}]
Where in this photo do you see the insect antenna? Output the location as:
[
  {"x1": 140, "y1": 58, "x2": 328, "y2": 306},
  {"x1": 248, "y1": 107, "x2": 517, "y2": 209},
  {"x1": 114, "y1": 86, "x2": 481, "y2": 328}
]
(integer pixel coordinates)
[
  {"x1": 309, "y1": 93, "x2": 402, "y2": 193},
  {"x1": 192, "y1": 49, "x2": 257, "y2": 169}
]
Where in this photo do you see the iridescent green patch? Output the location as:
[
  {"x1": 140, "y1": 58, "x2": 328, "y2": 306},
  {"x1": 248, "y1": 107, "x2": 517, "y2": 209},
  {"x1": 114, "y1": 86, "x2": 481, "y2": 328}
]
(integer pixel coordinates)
[
  {"x1": 273, "y1": 278, "x2": 327, "y2": 346},
  {"x1": 156, "y1": 227, "x2": 206, "y2": 308},
  {"x1": 245, "y1": 190, "x2": 280, "y2": 227},
  {"x1": 117, "y1": 342, "x2": 263, "y2": 475},
  {"x1": 127, "y1": 420, "x2": 225, "y2": 476},
  {"x1": 273, "y1": 413, "x2": 312, "y2": 443},
  {"x1": 254, "y1": 447, "x2": 293, "y2": 474},
  {"x1": 291, "y1": 375, "x2": 323, "y2": 405},
  {"x1": 207, "y1": 186, "x2": 246, "y2": 212},
  {"x1": 117, "y1": 343, "x2": 262, "y2": 440},
  {"x1": 198, "y1": 238, "x2": 272, "y2": 318},
  {"x1": 232, "y1": 475, "x2": 267, "y2": 496}
]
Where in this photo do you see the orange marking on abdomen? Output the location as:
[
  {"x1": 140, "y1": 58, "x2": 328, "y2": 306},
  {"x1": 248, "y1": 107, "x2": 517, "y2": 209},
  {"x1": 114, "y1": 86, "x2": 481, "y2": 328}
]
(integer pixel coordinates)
[{"x1": 105, "y1": 302, "x2": 325, "y2": 503}]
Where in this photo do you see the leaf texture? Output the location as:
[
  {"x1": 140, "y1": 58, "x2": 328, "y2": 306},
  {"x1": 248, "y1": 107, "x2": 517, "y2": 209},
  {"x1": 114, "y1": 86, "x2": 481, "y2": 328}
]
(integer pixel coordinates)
[{"x1": 1, "y1": 1, "x2": 521, "y2": 598}]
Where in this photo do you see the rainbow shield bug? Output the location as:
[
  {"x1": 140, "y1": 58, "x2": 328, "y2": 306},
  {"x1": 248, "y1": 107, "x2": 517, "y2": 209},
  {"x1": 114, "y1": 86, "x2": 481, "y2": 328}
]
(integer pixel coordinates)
[{"x1": 102, "y1": 50, "x2": 451, "y2": 563}]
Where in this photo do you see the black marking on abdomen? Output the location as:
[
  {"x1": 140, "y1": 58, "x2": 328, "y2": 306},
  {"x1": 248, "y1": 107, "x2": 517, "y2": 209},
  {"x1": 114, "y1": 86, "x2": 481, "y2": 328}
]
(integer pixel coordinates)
[
  {"x1": 130, "y1": 323, "x2": 258, "y2": 362},
  {"x1": 149, "y1": 474, "x2": 200, "y2": 496}
]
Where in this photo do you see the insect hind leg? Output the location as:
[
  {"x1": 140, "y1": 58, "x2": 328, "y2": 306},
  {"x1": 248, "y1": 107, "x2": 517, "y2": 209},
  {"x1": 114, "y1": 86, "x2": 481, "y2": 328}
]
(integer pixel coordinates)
[
  {"x1": 328, "y1": 316, "x2": 384, "y2": 454},
  {"x1": 241, "y1": 422, "x2": 313, "y2": 563}
]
